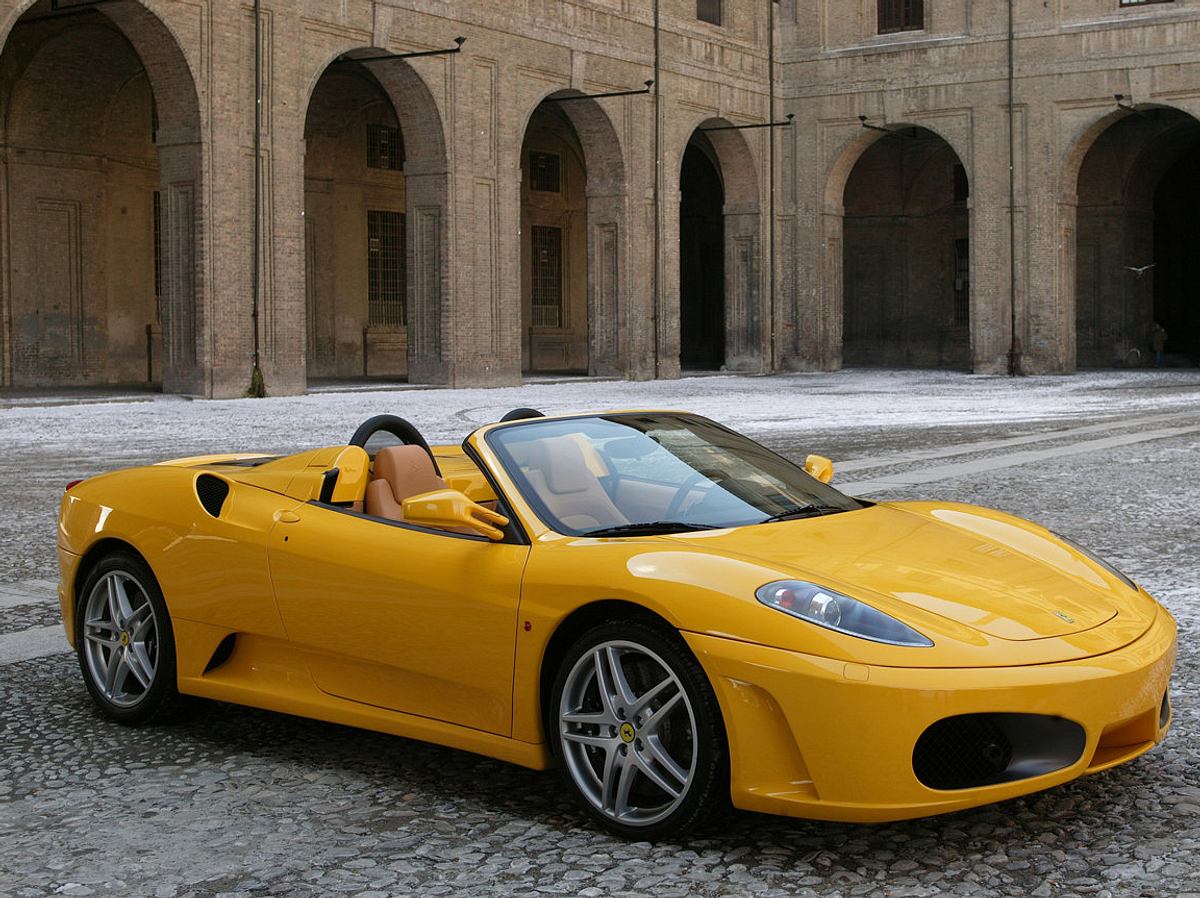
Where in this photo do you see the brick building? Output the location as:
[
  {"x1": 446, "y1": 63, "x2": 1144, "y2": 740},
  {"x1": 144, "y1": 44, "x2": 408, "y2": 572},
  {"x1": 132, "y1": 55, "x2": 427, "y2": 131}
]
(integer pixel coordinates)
[{"x1": 0, "y1": 0, "x2": 1196, "y2": 397}]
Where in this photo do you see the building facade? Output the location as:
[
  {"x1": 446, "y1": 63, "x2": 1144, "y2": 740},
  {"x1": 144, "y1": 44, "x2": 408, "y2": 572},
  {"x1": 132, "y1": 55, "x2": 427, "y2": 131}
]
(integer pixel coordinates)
[{"x1": 0, "y1": 0, "x2": 1196, "y2": 397}]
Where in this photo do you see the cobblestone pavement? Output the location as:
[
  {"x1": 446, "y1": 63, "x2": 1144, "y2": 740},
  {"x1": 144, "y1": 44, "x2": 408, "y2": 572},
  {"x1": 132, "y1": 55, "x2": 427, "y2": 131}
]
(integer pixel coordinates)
[{"x1": 1, "y1": 371, "x2": 1198, "y2": 897}]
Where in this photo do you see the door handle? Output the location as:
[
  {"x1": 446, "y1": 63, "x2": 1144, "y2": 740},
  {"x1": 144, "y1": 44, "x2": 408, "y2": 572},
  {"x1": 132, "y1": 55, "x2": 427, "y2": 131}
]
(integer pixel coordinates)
[{"x1": 274, "y1": 510, "x2": 301, "y2": 524}]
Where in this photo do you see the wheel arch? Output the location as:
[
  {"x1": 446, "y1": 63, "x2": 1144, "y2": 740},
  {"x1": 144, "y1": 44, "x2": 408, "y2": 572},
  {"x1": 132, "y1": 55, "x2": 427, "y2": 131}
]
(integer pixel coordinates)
[
  {"x1": 70, "y1": 537, "x2": 153, "y2": 637},
  {"x1": 537, "y1": 599, "x2": 710, "y2": 738}
]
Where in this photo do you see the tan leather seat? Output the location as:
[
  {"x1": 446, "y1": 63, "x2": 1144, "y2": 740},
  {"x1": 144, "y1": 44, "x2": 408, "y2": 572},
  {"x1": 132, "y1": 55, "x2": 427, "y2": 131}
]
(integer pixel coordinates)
[
  {"x1": 365, "y1": 446, "x2": 447, "y2": 521},
  {"x1": 523, "y1": 436, "x2": 627, "y2": 532}
]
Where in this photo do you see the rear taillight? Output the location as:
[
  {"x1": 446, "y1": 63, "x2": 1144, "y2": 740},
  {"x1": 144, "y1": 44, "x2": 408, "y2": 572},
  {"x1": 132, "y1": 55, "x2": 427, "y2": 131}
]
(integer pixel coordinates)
[{"x1": 65, "y1": 480, "x2": 83, "y2": 492}]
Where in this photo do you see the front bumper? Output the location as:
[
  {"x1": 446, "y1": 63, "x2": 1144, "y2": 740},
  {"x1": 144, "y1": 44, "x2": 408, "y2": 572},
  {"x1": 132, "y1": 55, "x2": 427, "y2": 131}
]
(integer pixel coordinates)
[{"x1": 684, "y1": 606, "x2": 1176, "y2": 823}]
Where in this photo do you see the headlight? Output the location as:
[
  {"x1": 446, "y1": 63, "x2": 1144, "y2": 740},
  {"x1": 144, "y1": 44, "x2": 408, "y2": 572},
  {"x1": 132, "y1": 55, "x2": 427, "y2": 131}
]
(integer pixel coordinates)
[
  {"x1": 756, "y1": 580, "x2": 933, "y2": 647},
  {"x1": 1053, "y1": 532, "x2": 1138, "y2": 591}
]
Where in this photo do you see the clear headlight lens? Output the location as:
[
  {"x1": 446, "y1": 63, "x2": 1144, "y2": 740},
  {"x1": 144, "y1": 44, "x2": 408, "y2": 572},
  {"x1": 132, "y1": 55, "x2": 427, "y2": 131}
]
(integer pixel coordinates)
[
  {"x1": 1053, "y1": 532, "x2": 1138, "y2": 591},
  {"x1": 756, "y1": 580, "x2": 934, "y2": 647}
]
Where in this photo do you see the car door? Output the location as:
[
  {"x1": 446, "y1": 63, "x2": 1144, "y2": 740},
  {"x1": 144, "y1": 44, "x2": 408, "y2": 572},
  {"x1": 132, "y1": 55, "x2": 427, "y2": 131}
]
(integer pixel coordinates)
[{"x1": 266, "y1": 502, "x2": 529, "y2": 736}]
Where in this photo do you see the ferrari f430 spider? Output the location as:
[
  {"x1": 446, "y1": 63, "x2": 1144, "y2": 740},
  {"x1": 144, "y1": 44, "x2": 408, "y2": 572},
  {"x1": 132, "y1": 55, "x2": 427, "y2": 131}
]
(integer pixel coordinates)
[{"x1": 57, "y1": 410, "x2": 1175, "y2": 838}]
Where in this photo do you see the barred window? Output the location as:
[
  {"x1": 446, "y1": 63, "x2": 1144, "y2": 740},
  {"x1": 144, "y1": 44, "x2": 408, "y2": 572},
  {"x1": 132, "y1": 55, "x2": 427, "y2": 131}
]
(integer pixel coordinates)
[
  {"x1": 367, "y1": 210, "x2": 406, "y2": 327},
  {"x1": 531, "y1": 225, "x2": 563, "y2": 329},
  {"x1": 529, "y1": 152, "x2": 561, "y2": 193},
  {"x1": 367, "y1": 124, "x2": 404, "y2": 170},
  {"x1": 1119, "y1": 0, "x2": 1172, "y2": 5},
  {"x1": 697, "y1": 0, "x2": 722, "y2": 26},
  {"x1": 878, "y1": 0, "x2": 924, "y2": 33},
  {"x1": 954, "y1": 238, "x2": 970, "y2": 326}
]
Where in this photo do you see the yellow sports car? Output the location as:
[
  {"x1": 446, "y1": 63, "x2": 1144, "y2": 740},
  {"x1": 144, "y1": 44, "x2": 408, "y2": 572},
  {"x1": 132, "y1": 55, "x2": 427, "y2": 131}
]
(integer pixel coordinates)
[{"x1": 57, "y1": 410, "x2": 1175, "y2": 839}]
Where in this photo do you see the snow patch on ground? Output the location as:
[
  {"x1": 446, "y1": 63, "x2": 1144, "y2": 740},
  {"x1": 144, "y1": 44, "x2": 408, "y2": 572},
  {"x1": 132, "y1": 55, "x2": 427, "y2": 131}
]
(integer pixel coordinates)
[{"x1": 3, "y1": 370, "x2": 1199, "y2": 458}]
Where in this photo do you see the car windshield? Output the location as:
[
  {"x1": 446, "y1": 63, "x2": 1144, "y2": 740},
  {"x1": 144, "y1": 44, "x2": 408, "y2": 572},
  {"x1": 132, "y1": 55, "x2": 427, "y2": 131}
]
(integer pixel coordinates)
[{"x1": 485, "y1": 413, "x2": 865, "y2": 537}]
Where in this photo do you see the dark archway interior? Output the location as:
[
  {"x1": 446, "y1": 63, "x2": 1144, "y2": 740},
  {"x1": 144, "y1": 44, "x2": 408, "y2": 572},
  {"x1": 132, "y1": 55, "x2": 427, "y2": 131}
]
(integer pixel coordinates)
[
  {"x1": 679, "y1": 138, "x2": 725, "y2": 371},
  {"x1": 304, "y1": 62, "x2": 407, "y2": 380},
  {"x1": 1153, "y1": 145, "x2": 1200, "y2": 362},
  {"x1": 842, "y1": 127, "x2": 971, "y2": 370},
  {"x1": 1076, "y1": 109, "x2": 1200, "y2": 367}
]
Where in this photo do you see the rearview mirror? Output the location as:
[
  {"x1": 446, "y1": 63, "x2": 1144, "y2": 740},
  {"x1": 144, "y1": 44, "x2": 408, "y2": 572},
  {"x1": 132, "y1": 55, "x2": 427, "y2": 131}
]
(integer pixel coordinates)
[
  {"x1": 402, "y1": 488, "x2": 509, "y2": 541},
  {"x1": 804, "y1": 454, "x2": 834, "y2": 484}
]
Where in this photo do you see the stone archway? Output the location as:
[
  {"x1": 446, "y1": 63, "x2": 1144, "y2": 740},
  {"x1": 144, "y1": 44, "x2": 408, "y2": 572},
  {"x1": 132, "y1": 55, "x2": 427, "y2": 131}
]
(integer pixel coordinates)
[
  {"x1": 0, "y1": 0, "x2": 203, "y2": 392},
  {"x1": 302, "y1": 50, "x2": 450, "y2": 385},
  {"x1": 1070, "y1": 107, "x2": 1200, "y2": 367},
  {"x1": 837, "y1": 126, "x2": 972, "y2": 369},
  {"x1": 674, "y1": 119, "x2": 762, "y2": 374},
  {"x1": 517, "y1": 90, "x2": 626, "y2": 377}
]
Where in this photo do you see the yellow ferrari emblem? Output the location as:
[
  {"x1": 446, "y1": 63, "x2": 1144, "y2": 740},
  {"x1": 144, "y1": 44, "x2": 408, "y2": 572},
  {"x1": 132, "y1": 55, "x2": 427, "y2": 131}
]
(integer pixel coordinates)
[
  {"x1": 619, "y1": 722, "x2": 635, "y2": 743},
  {"x1": 119, "y1": 631, "x2": 130, "y2": 647}
]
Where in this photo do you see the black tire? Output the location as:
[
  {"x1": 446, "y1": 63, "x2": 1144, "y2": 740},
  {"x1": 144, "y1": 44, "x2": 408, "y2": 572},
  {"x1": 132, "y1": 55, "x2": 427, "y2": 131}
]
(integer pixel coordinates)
[
  {"x1": 548, "y1": 618, "x2": 728, "y2": 840},
  {"x1": 75, "y1": 551, "x2": 185, "y2": 725}
]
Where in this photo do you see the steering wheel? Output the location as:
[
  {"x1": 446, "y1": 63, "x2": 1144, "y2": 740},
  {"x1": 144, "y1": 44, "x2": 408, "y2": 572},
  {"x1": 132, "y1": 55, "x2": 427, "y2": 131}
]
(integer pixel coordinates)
[
  {"x1": 348, "y1": 414, "x2": 440, "y2": 476},
  {"x1": 663, "y1": 469, "x2": 721, "y2": 520}
]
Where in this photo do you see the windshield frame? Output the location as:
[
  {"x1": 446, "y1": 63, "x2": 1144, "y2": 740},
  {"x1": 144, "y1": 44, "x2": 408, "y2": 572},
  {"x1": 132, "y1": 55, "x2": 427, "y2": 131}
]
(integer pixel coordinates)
[{"x1": 481, "y1": 412, "x2": 866, "y2": 538}]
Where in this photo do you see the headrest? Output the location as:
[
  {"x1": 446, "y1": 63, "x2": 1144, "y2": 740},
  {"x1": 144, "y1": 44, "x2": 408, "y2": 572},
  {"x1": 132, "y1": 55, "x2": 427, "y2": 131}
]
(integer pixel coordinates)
[
  {"x1": 526, "y1": 437, "x2": 599, "y2": 495},
  {"x1": 373, "y1": 445, "x2": 444, "y2": 500}
]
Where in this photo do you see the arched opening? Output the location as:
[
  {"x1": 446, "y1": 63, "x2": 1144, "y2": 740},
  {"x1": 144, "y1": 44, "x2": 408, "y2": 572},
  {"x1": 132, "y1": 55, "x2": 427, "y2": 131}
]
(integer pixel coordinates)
[
  {"x1": 304, "y1": 62, "x2": 406, "y2": 380},
  {"x1": 676, "y1": 121, "x2": 762, "y2": 373},
  {"x1": 0, "y1": 0, "x2": 202, "y2": 391},
  {"x1": 518, "y1": 92, "x2": 626, "y2": 377},
  {"x1": 679, "y1": 135, "x2": 724, "y2": 371},
  {"x1": 1074, "y1": 108, "x2": 1200, "y2": 367},
  {"x1": 520, "y1": 101, "x2": 588, "y2": 374},
  {"x1": 841, "y1": 127, "x2": 971, "y2": 369},
  {"x1": 303, "y1": 51, "x2": 449, "y2": 386}
]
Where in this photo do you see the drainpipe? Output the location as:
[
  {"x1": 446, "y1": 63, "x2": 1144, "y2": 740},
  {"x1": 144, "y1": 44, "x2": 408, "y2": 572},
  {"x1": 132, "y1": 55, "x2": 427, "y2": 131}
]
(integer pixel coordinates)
[
  {"x1": 248, "y1": 0, "x2": 266, "y2": 396},
  {"x1": 1006, "y1": 0, "x2": 1021, "y2": 376},
  {"x1": 767, "y1": 0, "x2": 776, "y2": 373},
  {"x1": 652, "y1": 0, "x2": 661, "y2": 379}
]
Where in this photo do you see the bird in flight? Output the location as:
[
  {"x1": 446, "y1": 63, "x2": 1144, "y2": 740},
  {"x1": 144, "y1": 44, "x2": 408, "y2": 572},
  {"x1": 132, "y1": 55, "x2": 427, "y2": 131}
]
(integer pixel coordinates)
[{"x1": 1124, "y1": 263, "x2": 1157, "y2": 277}]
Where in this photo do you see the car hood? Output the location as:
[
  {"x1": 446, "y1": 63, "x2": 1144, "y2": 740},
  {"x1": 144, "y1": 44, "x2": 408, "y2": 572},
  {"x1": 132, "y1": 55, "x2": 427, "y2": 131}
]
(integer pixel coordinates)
[{"x1": 665, "y1": 501, "x2": 1140, "y2": 643}]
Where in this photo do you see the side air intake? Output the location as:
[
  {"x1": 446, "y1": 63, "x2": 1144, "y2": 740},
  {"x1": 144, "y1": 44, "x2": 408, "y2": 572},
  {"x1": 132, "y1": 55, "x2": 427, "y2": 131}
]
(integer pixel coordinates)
[{"x1": 196, "y1": 474, "x2": 230, "y2": 518}]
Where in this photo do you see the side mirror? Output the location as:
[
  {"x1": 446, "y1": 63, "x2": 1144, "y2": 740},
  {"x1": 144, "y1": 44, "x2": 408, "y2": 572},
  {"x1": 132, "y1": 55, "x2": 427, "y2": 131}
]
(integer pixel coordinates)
[
  {"x1": 804, "y1": 454, "x2": 834, "y2": 484},
  {"x1": 402, "y1": 488, "x2": 510, "y2": 541}
]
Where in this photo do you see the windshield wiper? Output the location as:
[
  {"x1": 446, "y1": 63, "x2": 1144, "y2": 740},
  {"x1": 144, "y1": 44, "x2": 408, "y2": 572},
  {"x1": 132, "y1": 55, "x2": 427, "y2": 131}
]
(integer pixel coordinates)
[
  {"x1": 759, "y1": 503, "x2": 845, "y2": 524},
  {"x1": 581, "y1": 521, "x2": 720, "y2": 537}
]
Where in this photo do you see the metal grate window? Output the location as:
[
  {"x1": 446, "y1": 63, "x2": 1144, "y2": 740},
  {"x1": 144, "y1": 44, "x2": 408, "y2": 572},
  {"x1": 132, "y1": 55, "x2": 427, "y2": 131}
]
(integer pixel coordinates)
[
  {"x1": 878, "y1": 0, "x2": 924, "y2": 33},
  {"x1": 697, "y1": 0, "x2": 722, "y2": 25},
  {"x1": 152, "y1": 190, "x2": 162, "y2": 322},
  {"x1": 531, "y1": 225, "x2": 563, "y2": 329},
  {"x1": 954, "y1": 238, "x2": 970, "y2": 326},
  {"x1": 529, "y1": 152, "x2": 561, "y2": 193},
  {"x1": 367, "y1": 124, "x2": 404, "y2": 170},
  {"x1": 1119, "y1": 0, "x2": 1172, "y2": 5},
  {"x1": 367, "y1": 210, "x2": 406, "y2": 327}
]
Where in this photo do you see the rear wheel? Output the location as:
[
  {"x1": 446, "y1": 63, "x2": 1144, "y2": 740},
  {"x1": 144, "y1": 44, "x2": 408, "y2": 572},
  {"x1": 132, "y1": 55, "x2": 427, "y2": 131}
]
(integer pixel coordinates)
[
  {"x1": 76, "y1": 551, "x2": 183, "y2": 724},
  {"x1": 549, "y1": 619, "x2": 727, "y2": 840}
]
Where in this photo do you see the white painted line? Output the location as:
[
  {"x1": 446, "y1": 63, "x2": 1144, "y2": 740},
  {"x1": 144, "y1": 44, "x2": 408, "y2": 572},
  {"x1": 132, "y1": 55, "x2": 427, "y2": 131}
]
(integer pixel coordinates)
[
  {"x1": 841, "y1": 424, "x2": 1200, "y2": 495},
  {"x1": 836, "y1": 410, "x2": 1199, "y2": 474},
  {"x1": 0, "y1": 625, "x2": 70, "y2": 664}
]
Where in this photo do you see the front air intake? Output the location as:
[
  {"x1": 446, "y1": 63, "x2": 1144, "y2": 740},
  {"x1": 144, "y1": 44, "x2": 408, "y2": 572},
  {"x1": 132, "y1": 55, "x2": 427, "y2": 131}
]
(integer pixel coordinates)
[
  {"x1": 196, "y1": 474, "x2": 230, "y2": 518},
  {"x1": 913, "y1": 713, "x2": 1086, "y2": 791}
]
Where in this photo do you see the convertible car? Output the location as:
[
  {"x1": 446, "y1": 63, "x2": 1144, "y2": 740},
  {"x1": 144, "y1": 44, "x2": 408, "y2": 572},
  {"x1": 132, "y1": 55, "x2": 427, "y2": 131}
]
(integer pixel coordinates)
[{"x1": 57, "y1": 410, "x2": 1175, "y2": 839}]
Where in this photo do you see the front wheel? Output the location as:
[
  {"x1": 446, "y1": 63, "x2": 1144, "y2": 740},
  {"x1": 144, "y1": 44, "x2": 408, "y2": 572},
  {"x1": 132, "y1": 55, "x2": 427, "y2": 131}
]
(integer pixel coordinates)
[
  {"x1": 76, "y1": 551, "x2": 183, "y2": 725},
  {"x1": 549, "y1": 619, "x2": 728, "y2": 840}
]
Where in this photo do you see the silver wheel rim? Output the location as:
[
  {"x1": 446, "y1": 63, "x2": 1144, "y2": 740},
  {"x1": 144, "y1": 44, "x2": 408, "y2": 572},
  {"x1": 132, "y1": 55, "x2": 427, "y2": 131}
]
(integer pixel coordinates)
[
  {"x1": 558, "y1": 640, "x2": 698, "y2": 827},
  {"x1": 82, "y1": 571, "x2": 159, "y2": 709}
]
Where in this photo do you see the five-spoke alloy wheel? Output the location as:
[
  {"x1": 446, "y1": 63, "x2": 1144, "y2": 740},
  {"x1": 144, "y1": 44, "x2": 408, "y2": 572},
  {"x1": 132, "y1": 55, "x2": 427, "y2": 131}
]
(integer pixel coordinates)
[
  {"x1": 551, "y1": 620, "x2": 727, "y2": 839},
  {"x1": 76, "y1": 551, "x2": 182, "y2": 724}
]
